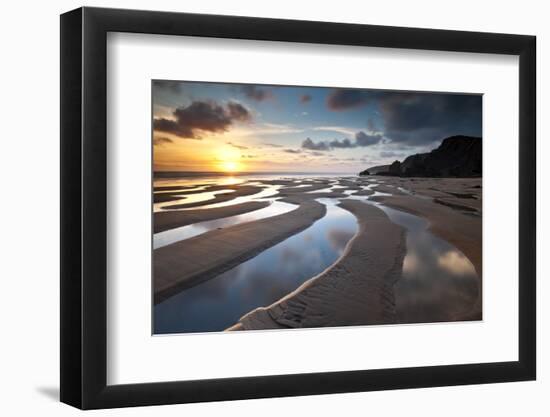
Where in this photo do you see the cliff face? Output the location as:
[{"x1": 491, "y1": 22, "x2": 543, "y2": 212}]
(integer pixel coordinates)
[
  {"x1": 362, "y1": 135, "x2": 482, "y2": 178},
  {"x1": 360, "y1": 164, "x2": 389, "y2": 175}
]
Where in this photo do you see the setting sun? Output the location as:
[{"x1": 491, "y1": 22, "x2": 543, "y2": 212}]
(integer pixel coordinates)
[{"x1": 221, "y1": 160, "x2": 241, "y2": 172}]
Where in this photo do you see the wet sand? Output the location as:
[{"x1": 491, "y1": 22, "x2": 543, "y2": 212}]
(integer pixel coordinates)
[
  {"x1": 163, "y1": 185, "x2": 264, "y2": 210},
  {"x1": 154, "y1": 184, "x2": 222, "y2": 203},
  {"x1": 230, "y1": 200, "x2": 406, "y2": 330},
  {"x1": 154, "y1": 199, "x2": 326, "y2": 303},
  {"x1": 154, "y1": 201, "x2": 270, "y2": 233},
  {"x1": 154, "y1": 184, "x2": 209, "y2": 192},
  {"x1": 369, "y1": 177, "x2": 482, "y2": 319},
  {"x1": 153, "y1": 175, "x2": 482, "y2": 329}
]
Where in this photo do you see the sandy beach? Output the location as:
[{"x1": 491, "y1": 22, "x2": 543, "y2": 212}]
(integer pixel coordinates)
[
  {"x1": 154, "y1": 196, "x2": 326, "y2": 303},
  {"x1": 231, "y1": 199, "x2": 407, "y2": 330},
  {"x1": 153, "y1": 175, "x2": 482, "y2": 331},
  {"x1": 369, "y1": 177, "x2": 482, "y2": 320},
  {"x1": 154, "y1": 201, "x2": 270, "y2": 233}
]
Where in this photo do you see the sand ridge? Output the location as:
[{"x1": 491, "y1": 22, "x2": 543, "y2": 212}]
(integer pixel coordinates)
[
  {"x1": 154, "y1": 199, "x2": 326, "y2": 304},
  {"x1": 231, "y1": 200, "x2": 407, "y2": 330},
  {"x1": 154, "y1": 201, "x2": 270, "y2": 233},
  {"x1": 153, "y1": 175, "x2": 482, "y2": 328},
  {"x1": 162, "y1": 185, "x2": 264, "y2": 210},
  {"x1": 372, "y1": 195, "x2": 482, "y2": 319}
]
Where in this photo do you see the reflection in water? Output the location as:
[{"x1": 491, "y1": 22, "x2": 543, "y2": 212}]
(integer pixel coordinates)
[
  {"x1": 369, "y1": 203, "x2": 479, "y2": 323},
  {"x1": 184, "y1": 184, "x2": 280, "y2": 210},
  {"x1": 154, "y1": 200, "x2": 297, "y2": 249},
  {"x1": 154, "y1": 199, "x2": 357, "y2": 334},
  {"x1": 397, "y1": 186, "x2": 413, "y2": 195},
  {"x1": 154, "y1": 185, "x2": 208, "y2": 194},
  {"x1": 152, "y1": 175, "x2": 480, "y2": 334},
  {"x1": 153, "y1": 188, "x2": 236, "y2": 213},
  {"x1": 154, "y1": 176, "x2": 245, "y2": 188},
  {"x1": 437, "y1": 251, "x2": 476, "y2": 275},
  {"x1": 307, "y1": 187, "x2": 333, "y2": 193}
]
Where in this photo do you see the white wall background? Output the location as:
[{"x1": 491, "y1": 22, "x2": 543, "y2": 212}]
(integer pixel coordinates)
[{"x1": 0, "y1": 0, "x2": 546, "y2": 415}]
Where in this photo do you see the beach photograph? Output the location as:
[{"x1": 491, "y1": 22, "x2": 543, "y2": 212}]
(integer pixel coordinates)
[{"x1": 152, "y1": 80, "x2": 482, "y2": 334}]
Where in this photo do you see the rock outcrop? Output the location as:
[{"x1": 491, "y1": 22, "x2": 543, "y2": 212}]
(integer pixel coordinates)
[{"x1": 362, "y1": 135, "x2": 481, "y2": 178}]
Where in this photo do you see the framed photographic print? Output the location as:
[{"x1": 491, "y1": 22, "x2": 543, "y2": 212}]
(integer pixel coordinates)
[{"x1": 60, "y1": 7, "x2": 536, "y2": 409}]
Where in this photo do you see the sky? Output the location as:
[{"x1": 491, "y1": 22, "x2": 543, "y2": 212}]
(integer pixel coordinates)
[{"x1": 152, "y1": 80, "x2": 482, "y2": 174}]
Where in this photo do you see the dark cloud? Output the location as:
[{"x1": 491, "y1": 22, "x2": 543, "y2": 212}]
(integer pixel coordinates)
[
  {"x1": 227, "y1": 101, "x2": 251, "y2": 120},
  {"x1": 326, "y1": 89, "x2": 370, "y2": 111},
  {"x1": 283, "y1": 149, "x2": 302, "y2": 154},
  {"x1": 153, "y1": 136, "x2": 173, "y2": 146},
  {"x1": 153, "y1": 100, "x2": 251, "y2": 139},
  {"x1": 328, "y1": 137, "x2": 354, "y2": 149},
  {"x1": 241, "y1": 154, "x2": 256, "y2": 158},
  {"x1": 240, "y1": 85, "x2": 273, "y2": 101},
  {"x1": 380, "y1": 93, "x2": 482, "y2": 145},
  {"x1": 300, "y1": 94, "x2": 312, "y2": 104},
  {"x1": 262, "y1": 142, "x2": 283, "y2": 148},
  {"x1": 302, "y1": 131, "x2": 381, "y2": 151},
  {"x1": 226, "y1": 142, "x2": 249, "y2": 150},
  {"x1": 355, "y1": 131, "x2": 380, "y2": 146},
  {"x1": 302, "y1": 137, "x2": 331, "y2": 151},
  {"x1": 326, "y1": 89, "x2": 482, "y2": 146}
]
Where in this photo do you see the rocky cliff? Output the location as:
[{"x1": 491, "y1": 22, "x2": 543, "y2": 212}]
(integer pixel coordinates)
[{"x1": 361, "y1": 135, "x2": 481, "y2": 178}]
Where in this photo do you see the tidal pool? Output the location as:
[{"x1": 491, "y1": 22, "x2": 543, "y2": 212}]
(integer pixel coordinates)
[
  {"x1": 153, "y1": 200, "x2": 297, "y2": 249},
  {"x1": 153, "y1": 199, "x2": 358, "y2": 334},
  {"x1": 366, "y1": 200, "x2": 479, "y2": 323},
  {"x1": 153, "y1": 188, "x2": 236, "y2": 212}
]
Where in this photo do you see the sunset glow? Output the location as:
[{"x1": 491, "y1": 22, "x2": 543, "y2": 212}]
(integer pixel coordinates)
[
  {"x1": 220, "y1": 160, "x2": 240, "y2": 173},
  {"x1": 152, "y1": 80, "x2": 482, "y2": 174}
]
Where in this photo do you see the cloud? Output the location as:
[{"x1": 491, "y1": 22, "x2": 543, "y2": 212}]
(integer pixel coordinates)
[
  {"x1": 355, "y1": 131, "x2": 381, "y2": 146},
  {"x1": 283, "y1": 149, "x2": 302, "y2": 154},
  {"x1": 227, "y1": 101, "x2": 251, "y2": 120},
  {"x1": 302, "y1": 137, "x2": 331, "y2": 151},
  {"x1": 241, "y1": 154, "x2": 256, "y2": 159},
  {"x1": 240, "y1": 85, "x2": 273, "y2": 101},
  {"x1": 327, "y1": 89, "x2": 482, "y2": 145},
  {"x1": 300, "y1": 94, "x2": 312, "y2": 103},
  {"x1": 313, "y1": 126, "x2": 356, "y2": 136},
  {"x1": 153, "y1": 100, "x2": 251, "y2": 139},
  {"x1": 262, "y1": 142, "x2": 283, "y2": 148},
  {"x1": 235, "y1": 123, "x2": 304, "y2": 137},
  {"x1": 328, "y1": 138, "x2": 354, "y2": 149},
  {"x1": 327, "y1": 89, "x2": 370, "y2": 111},
  {"x1": 302, "y1": 131, "x2": 382, "y2": 151},
  {"x1": 380, "y1": 93, "x2": 482, "y2": 145},
  {"x1": 226, "y1": 142, "x2": 249, "y2": 150},
  {"x1": 153, "y1": 136, "x2": 173, "y2": 146}
]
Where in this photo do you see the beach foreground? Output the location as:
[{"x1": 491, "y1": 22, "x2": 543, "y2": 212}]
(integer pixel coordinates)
[{"x1": 153, "y1": 175, "x2": 482, "y2": 333}]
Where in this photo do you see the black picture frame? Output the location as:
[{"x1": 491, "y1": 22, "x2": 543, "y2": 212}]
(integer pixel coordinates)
[{"x1": 60, "y1": 6, "x2": 536, "y2": 410}]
